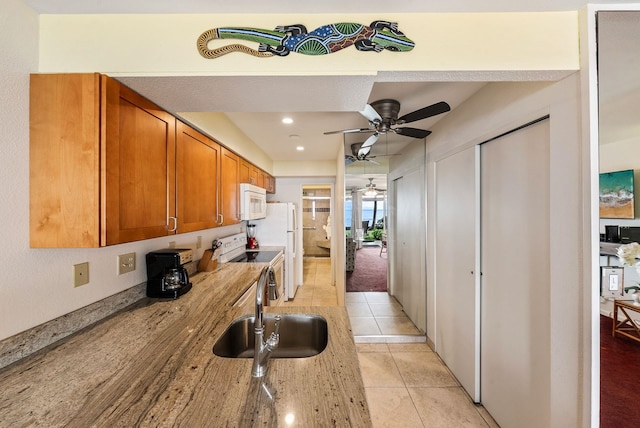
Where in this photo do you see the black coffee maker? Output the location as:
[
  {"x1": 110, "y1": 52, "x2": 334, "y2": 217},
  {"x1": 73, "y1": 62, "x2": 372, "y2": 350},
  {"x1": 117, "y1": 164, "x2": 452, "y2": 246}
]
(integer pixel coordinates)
[{"x1": 146, "y1": 249, "x2": 193, "y2": 298}]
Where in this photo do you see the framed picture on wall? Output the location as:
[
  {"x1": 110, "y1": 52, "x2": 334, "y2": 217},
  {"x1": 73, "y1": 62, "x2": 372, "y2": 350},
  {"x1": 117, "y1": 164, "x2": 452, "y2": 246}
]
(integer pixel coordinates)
[{"x1": 600, "y1": 169, "x2": 635, "y2": 219}]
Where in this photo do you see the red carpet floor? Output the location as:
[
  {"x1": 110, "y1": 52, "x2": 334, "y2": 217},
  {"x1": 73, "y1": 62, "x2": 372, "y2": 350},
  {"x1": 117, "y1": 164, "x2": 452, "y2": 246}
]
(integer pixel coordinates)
[
  {"x1": 346, "y1": 246, "x2": 387, "y2": 292},
  {"x1": 600, "y1": 315, "x2": 640, "y2": 427}
]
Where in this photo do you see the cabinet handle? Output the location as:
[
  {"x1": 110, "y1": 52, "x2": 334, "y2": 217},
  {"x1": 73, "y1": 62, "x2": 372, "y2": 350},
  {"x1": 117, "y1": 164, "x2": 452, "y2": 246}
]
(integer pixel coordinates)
[
  {"x1": 167, "y1": 217, "x2": 177, "y2": 232},
  {"x1": 217, "y1": 214, "x2": 224, "y2": 225}
]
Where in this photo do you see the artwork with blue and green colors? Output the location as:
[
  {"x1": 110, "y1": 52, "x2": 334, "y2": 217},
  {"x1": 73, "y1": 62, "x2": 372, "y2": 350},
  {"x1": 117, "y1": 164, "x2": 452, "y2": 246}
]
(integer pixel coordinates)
[
  {"x1": 197, "y1": 21, "x2": 415, "y2": 59},
  {"x1": 600, "y1": 169, "x2": 635, "y2": 219}
]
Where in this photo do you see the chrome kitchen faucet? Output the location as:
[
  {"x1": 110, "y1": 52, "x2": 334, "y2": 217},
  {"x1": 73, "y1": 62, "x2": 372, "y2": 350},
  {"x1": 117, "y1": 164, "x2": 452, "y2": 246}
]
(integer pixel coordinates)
[{"x1": 252, "y1": 266, "x2": 280, "y2": 377}]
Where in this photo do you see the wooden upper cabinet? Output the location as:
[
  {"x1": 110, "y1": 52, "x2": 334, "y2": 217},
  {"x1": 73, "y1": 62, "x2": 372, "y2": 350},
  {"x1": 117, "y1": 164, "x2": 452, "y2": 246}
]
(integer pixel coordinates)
[
  {"x1": 240, "y1": 158, "x2": 260, "y2": 186},
  {"x1": 220, "y1": 147, "x2": 240, "y2": 225},
  {"x1": 266, "y1": 174, "x2": 276, "y2": 194},
  {"x1": 257, "y1": 169, "x2": 276, "y2": 193},
  {"x1": 102, "y1": 76, "x2": 176, "y2": 245},
  {"x1": 239, "y1": 158, "x2": 253, "y2": 184},
  {"x1": 30, "y1": 73, "x2": 264, "y2": 247},
  {"x1": 30, "y1": 74, "x2": 101, "y2": 247},
  {"x1": 176, "y1": 121, "x2": 220, "y2": 233},
  {"x1": 30, "y1": 74, "x2": 177, "y2": 247}
]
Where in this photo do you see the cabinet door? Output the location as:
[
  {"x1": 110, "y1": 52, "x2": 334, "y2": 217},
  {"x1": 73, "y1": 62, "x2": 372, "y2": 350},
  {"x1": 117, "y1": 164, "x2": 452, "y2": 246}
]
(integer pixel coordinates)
[
  {"x1": 30, "y1": 73, "x2": 101, "y2": 248},
  {"x1": 176, "y1": 121, "x2": 220, "y2": 233},
  {"x1": 258, "y1": 170, "x2": 267, "y2": 189},
  {"x1": 240, "y1": 159, "x2": 252, "y2": 184},
  {"x1": 250, "y1": 165, "x2": 260, "y2": 186},
  {"x1": 266, "y1": 174, "x2": 276, "y2": 194},
  {"x1": 220, "y1": 147, "x2": 240, "y2": 225},
  {"x1": 102, "y1": 76, "x2": 176, "y2": 245}
]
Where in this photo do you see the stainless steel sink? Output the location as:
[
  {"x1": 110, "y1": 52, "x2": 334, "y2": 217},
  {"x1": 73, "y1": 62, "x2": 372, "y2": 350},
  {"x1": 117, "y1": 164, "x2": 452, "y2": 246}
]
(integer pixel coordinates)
[{"x1": 213, "y1": 313, "x2": 328, "y2": 358}]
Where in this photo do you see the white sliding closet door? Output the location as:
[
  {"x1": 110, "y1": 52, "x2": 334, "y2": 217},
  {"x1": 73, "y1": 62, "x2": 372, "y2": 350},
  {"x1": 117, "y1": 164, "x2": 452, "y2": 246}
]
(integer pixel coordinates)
[
  {"x1": 392, "y1": 170, "x2": 426, "y2": 331},
  {"x1": 480, "y1": 118, "x2": 550, "y2": 428},
  {"x1": 435, "y1": 146, "x2": 479, "y2": 401}
]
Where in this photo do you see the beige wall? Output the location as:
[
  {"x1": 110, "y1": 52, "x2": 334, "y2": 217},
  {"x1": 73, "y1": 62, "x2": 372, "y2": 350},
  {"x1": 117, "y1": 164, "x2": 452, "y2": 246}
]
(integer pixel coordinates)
[
  {"x1": 37, "y1": 13, "x2": 578, "y2": 75},
  {"x1": 178, "y1": 112, "x2": 274, "y2": 172}
]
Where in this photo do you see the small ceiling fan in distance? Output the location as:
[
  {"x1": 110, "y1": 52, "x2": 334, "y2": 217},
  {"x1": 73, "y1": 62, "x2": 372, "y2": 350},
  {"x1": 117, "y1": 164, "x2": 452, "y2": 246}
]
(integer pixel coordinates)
[
  {"x1": 325, "y1": 99, "x2": 451, "y2": 159},
  {"x1": 345, "y1": 142, "x2": 398, "y2": 165},
  {"x1": 355, "y1": 177, "x2": 386, "y2": 196}
]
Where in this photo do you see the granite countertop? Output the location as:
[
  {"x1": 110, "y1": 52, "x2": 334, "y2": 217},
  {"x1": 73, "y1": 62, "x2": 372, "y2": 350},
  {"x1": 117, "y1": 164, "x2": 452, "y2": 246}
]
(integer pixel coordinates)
[{"x1": 0, "y1": 263, "x2": 371, "y2": 427}]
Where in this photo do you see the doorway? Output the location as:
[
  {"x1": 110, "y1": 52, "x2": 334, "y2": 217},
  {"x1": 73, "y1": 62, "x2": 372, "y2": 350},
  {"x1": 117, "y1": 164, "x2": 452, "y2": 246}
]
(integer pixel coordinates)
[
  {"x1": 345, "y1": 174, "x2": 388, "y2": 294},
  {"x1": 597, "y1": 11, "x2": 640, "y2": 427},
  {"x1": 297, "y1": 184, "x2": 336, "y2": 306}
]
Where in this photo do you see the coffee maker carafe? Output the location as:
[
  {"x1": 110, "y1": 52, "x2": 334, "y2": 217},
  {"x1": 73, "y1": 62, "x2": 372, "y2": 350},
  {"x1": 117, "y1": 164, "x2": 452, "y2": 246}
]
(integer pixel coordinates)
[{"x1": 146, "y1": 249, "x2": 193, "y2": 298}]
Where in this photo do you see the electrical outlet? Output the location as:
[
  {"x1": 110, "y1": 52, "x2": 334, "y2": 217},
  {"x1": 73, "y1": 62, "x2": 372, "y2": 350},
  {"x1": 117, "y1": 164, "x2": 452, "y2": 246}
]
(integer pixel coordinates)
[
  {"x1": 118, "y1": 252, "x2": 136, "y2": 275},
  {"x1": 168, "y1": 241, "x2": 176, "y2": 248},
  {"x1": 74, "y1": 262, "x2": 89, "y2": 287},
  {"x1": 196, "y1": 236, "x2": 202, "y2": 249}
]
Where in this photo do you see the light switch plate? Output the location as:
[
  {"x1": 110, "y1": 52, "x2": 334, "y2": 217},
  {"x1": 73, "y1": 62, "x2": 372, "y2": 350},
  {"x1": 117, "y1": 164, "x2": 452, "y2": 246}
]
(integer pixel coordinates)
[
  {"x1": 118, "y1": 252, "x2": 136, "y2": 275},
  {"x1": 74, "y1": 262, "x2": 89, "y2": 287}
]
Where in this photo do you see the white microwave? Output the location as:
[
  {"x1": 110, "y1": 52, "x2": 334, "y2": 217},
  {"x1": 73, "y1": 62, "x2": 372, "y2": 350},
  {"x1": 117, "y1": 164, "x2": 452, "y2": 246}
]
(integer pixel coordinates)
[{"x1": 240, "y1": 183, "x2": 267, "y2": 220}]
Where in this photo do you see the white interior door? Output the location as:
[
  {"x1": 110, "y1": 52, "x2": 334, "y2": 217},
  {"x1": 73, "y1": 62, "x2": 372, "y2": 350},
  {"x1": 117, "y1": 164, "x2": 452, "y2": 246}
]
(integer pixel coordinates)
[
  {"x1": 392, "y1": 170, "x2": 426, "y2": 331},
  {"x1": 435, "y1": 146, "x2": 479, "y2": 401},
  {"x1": 391, "y1": 177, "x2": 403, "y2": 304},
  {"x1": 480, "y1": 118, "x2": 551, "y2": 428}
]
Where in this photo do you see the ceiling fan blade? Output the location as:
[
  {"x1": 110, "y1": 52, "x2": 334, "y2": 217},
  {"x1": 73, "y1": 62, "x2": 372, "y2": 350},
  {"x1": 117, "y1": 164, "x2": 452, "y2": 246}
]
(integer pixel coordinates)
[
  {"x1": 359, "y1": 104, "x2": 382, "y2": 123},
  {"x1": 395, "y1": 127, "x2": 432, "y2": 139},
  {"x1": 352, "y1": 158, "x2": 381, "y2": 168},
  {"x1": 397, "y1": 101, "x2": 451, "y2": 124},
  {"x1": 359, "y1": 133, "x2": 379, "y2": 150},
  {"x1": 357, "y1": 145, "x2": 372, "y2": 158},
  {"x1": 368, "y1": 153, "x2": 399, "y2": 159},
  {"x1": 324, "y1": 128, "x2": 374, "y2": 135}
]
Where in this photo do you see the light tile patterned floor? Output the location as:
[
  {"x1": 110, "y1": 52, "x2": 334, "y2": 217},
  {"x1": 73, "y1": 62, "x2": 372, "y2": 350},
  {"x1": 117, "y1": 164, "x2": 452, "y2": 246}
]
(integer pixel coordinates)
[
  {"x1": 280, "y1": 257, "x2": 337, "y2": 307},
  {"x1": 358, "y1": 343, "x2": 499, "y2": 428},
  {"x1": 287, "y1": 258, "x2": 499, "y2": 427},
  {"x1": 346, "y1": 291, "x2": 423, "y2": 337}
]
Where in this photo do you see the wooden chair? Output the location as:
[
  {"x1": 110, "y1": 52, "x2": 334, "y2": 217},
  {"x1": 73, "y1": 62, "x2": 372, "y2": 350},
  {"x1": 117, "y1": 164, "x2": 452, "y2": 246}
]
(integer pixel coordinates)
[{"x1": 380, "y1": 232, "x2": 387, "y2": 256}]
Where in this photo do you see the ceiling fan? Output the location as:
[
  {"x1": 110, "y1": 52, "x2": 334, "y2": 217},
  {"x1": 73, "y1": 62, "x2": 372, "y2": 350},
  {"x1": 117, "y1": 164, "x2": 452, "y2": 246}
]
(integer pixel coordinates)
[
  {"x1": 354, "y1": 177, "x2": 386, "y2": 196},
  {"x1": 326, "y1": 99, "x2": 451, "y2": 158},
  {"x1": 345, "y1": 142, "x2": 398, "y2": 165}
]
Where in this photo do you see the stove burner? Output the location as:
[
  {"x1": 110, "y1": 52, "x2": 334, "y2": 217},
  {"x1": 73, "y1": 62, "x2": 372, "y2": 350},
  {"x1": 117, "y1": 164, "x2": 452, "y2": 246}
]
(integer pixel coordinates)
[{"x1": 229, "y1": 251, "x2": 281, "y2": 264}]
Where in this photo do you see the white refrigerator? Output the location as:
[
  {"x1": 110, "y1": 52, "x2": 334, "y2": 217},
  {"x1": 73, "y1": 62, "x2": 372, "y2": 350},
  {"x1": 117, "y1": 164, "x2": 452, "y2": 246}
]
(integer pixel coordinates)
[{"x1": 255, "y1": 202, "x2": 299, "y2": 300}]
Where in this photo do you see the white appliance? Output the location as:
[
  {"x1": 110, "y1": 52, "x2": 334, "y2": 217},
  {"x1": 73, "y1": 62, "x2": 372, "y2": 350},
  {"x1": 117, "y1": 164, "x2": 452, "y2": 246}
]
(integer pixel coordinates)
[
  {"x1": 254, "y1": 203, "x2": 299, "y2": 300},
  {"x1": 217, "y1": 232, "x2": 285, "y2": 307},
  {"x1": 239, "y1": 183, "x2": 267, "y2": 220}
]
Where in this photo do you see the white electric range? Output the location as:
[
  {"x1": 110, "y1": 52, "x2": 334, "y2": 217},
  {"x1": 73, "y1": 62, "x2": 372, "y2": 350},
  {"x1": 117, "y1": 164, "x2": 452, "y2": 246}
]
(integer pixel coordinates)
[{"x1": 218, "y1": 233, "x2": 285, "y2": 305}]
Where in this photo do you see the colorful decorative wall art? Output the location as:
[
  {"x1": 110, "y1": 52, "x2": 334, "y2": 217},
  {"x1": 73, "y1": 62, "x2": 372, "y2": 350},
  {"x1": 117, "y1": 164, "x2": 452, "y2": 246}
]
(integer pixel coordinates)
[
  {"x1": 600, "y1": 169, "x2": 635, "y2": 219},
  {"x1": 197, "y1": 21, "x2": 415, "y2": 59}
]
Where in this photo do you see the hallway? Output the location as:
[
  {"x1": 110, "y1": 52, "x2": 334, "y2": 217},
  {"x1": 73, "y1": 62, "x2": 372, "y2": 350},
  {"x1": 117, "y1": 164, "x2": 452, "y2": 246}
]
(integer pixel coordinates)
[
  {"x1": 285, "y1": 257, "x2": 496, "y2": 427},
  {"x1": 358, "y1": 342, "x2": 498, "y2": 427},
  {"x1": 346, "y1": 292, "x2": 423, "y2": 339}
]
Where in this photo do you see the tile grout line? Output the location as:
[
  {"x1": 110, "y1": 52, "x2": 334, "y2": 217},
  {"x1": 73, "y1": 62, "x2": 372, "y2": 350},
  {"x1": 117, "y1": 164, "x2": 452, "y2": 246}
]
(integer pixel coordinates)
[{"x1": 389, "y1": 349, "x2": 428, "y2": 428}]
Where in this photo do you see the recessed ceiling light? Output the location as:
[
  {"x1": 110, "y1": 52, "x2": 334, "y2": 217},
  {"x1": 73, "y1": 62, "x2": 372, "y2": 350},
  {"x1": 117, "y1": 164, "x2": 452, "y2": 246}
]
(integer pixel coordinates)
[
  {"x1": 296, "y1": 146, "x2": 304, "y2": 151},
  {"x1": 282, "y1": 117, "x2": 293, "y2": 124}
]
